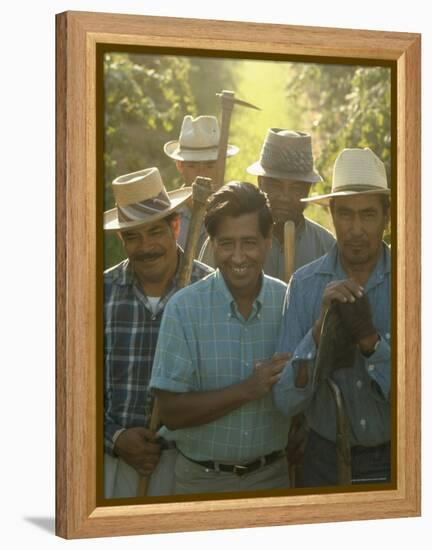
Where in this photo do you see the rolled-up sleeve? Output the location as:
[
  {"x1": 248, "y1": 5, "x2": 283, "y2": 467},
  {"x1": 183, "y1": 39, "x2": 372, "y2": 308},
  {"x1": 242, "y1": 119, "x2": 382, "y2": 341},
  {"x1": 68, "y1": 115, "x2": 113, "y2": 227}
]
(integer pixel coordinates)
[
  {"x1": 150, "y1": 300, "x2": 199, "y2": 393},
  {"x1": 273, "y1": 277, "x2": 318, "y2": 417}
]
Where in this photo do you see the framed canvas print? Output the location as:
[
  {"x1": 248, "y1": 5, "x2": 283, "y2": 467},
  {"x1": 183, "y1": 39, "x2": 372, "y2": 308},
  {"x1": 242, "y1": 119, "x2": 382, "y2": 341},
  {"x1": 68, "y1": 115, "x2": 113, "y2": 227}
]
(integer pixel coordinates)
[{"x1": 56, "y1": 10, "x2": 421, "y2": 539}]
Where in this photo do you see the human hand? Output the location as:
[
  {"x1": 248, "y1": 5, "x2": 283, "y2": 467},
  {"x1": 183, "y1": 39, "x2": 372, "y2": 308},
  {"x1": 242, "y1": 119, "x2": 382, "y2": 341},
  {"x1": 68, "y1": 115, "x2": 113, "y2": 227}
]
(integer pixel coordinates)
[
  {"x1": 113, "y1": 427, "x2": 161, "y2": 476},
  {"x1": 334, "y1": 294, "x2": 377, "y2": 345},
  {"x1": 244, "y1": 352, "x2": 291, "y2": 401},
  {"x1": 314, "y1": 279, "x2": 364, "y2": 345}
]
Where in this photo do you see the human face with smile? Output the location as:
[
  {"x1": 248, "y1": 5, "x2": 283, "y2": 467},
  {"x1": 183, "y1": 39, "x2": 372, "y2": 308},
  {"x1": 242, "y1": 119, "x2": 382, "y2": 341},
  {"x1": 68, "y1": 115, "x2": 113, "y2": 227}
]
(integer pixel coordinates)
[
  {"x1": 119, "y1": 216, "x2": 180, "y2": 292},
  {"x1": 212, "y1": 212, "x2": 272, "y2": 300},
  {"x1": 331, "y1": 194, "x2": 389, "y2": 272}
]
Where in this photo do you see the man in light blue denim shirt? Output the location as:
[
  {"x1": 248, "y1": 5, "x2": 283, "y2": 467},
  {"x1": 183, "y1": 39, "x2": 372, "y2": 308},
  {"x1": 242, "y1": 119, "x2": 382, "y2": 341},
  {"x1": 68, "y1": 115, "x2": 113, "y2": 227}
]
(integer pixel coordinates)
[{"x1": 273, "y1": 147, "x2": 391, "y2": 487}]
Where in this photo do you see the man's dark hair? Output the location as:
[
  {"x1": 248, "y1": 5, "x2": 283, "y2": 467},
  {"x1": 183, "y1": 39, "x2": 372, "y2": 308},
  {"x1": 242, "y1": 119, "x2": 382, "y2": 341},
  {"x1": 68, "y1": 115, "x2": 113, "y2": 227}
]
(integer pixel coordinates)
[{"x1": 204, "y1": 181, "x2": 273, "y2": 238}]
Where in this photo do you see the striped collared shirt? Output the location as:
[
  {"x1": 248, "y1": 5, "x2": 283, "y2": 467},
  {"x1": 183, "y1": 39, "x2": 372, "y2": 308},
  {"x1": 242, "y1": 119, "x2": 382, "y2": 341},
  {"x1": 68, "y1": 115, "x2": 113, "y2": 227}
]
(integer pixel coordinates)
[
  {"x1": 104, "y1": 251, "x2": 212, "y2": 455},
  {"x1": 150, "y1": 270, "x2": 290, "y2": 462}
]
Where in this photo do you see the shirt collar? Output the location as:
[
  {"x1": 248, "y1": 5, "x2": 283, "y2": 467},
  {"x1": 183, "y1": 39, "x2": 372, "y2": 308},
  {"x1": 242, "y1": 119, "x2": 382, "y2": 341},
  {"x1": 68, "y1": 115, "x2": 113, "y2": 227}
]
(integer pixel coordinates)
[
  {"x1": 318, "y1": 241, "x2": 391, "y2": 287},
  {"x1": 214, "y1": 269, "x2": 265, "y2": 316}
]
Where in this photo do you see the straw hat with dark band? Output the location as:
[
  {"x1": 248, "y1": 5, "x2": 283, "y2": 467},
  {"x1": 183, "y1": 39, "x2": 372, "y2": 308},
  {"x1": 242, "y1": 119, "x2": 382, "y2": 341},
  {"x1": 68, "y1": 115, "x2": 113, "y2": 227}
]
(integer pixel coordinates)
[
  {"x1": 104, "y1": 167, "x2": 191, "y2": 232},
  {"x1": 301, "y1": 148, "x2": 390, "y2": 207}
]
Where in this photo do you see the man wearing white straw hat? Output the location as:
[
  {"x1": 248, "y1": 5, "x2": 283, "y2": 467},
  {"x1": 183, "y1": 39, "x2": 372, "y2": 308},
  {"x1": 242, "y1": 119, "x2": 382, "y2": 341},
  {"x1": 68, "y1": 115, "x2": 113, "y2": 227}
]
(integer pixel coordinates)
[
  {"x1": 199, "y1": 128, "x2": 335, "y2": 277},
  {"x1": 103, "y1": 167, "x2": 212, "y2": 498},
  {"x1": 164, "y1": 115, "x2": 239, "y2": 253},
  {"x1": 273, "y1": 147, "x2": 392, "y2": 487}
]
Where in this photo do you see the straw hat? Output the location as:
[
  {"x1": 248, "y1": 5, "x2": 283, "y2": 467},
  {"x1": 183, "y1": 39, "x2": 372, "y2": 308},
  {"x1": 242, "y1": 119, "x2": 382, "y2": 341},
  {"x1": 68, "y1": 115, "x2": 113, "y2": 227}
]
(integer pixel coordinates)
[
  {"x1": 104, "y1": 167, "x2": 191, "y2": 232},
  {"x1": 164, "y1": 115, "x2": 239, "y2": 161},
  {"x1": 302, "y1": 148, "x2": 390, "y2": 206},
  {"x1": 247, "y1": 129, "x2": 322, "y2": 183}
]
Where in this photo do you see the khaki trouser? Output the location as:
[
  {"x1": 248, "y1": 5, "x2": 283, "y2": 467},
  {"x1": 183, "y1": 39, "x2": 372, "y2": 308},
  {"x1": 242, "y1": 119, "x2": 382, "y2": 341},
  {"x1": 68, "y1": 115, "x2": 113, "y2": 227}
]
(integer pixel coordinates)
[
  {"x1": 174, "y1": 452, "x2": 290, "y2": 495},
  {"x1": 104, "y1": 448, "x2": 178, "y2": 498}
]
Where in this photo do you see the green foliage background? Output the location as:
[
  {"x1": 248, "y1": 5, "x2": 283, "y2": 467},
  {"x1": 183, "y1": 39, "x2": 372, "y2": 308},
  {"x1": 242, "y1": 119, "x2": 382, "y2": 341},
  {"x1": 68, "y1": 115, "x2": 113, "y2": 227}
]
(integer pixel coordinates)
[{"x1": 104, "y1": 53, "x2": 391, "y2": 268}]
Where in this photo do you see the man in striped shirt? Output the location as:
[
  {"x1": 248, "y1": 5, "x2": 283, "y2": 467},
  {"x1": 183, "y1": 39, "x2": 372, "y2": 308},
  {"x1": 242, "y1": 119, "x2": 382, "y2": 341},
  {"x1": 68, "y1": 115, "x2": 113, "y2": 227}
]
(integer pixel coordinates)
[
  {"x1": 103, "y1": 167, "x2": 212, "y2": 498},
  {"x1": 150, "y1": 182, "x2": 291, "y2": 494}
]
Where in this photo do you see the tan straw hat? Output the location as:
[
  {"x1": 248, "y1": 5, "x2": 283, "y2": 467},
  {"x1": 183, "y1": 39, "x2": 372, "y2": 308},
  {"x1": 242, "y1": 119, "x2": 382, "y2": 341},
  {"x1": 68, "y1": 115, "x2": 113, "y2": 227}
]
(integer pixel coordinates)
[
  {"x1": 104, "y1": 167, "x2": 191, "y2": 232},
  {"x1": 247, "y1": 129, "x2": 322, "y2": 183},
  {"x1": 302, "y1": 147, "x2": 390, "y2": 206},
  {"x1": 164, "y1": 115, "x2": 239, "y2": 161}
]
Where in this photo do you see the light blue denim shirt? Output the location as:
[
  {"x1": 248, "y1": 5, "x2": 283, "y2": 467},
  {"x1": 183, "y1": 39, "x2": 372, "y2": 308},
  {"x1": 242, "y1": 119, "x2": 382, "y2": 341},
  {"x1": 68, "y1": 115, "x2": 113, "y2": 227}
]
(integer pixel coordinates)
[
  {"x1": 150, "y1": 270, "x2": 290, "y2": 462},
  {"x1": 273, "y1": 242, "x2": 391, "y2": 447}
]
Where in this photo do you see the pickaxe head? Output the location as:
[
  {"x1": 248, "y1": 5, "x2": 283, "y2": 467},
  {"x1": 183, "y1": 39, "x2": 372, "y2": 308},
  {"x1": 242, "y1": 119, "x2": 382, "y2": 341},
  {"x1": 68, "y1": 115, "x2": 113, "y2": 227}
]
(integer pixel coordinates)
[{"x1": 216, "y1": 90, "x2": 261, "y2": 111}]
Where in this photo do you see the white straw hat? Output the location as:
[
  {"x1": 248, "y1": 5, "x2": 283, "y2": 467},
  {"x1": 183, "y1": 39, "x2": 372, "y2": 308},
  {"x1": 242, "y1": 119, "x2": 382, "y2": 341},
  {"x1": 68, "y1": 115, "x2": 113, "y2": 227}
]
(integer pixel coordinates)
[
  {"x1": 104, "y1": 167, "x2": 191, "y2": 232},
  {"x1": 302, "y1": 147, "x2": 390, "y2": 206},
  {"x1": 247, "y1": 129, "x2": 322, "y2": 183},
  {"x1": 164, "y1": 115, "x2": 239, "y2": 161}
]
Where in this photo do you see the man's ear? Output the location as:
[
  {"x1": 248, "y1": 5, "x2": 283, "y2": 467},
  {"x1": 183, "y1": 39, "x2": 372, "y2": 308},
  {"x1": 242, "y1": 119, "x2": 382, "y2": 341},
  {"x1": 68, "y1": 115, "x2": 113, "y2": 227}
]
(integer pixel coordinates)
[
  {"x1": 266, "y1": 224, "x2": 273, "y2": 247},
  {"x1": 175, "y1": 160, "x2": 184, "y2": 175},
  {"x1": 171, "y1": 215, "x2": 181, "y2": 240}
]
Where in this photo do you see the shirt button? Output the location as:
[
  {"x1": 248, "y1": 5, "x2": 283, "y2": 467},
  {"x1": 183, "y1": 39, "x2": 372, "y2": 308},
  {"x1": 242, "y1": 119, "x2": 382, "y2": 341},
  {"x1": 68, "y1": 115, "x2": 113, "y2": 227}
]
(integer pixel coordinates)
[
  {"x1": 385, "y1": 333, "x2": 391, "y2": 340},
  {"x1": 356, "y1": 380, "x2": 363, "y2": 389},
  {"x1": 360, "y1": 418, "x2": 367, "y2": 429},
  {"x1": 244, "y1": 431, "x2": 249, "y2": 436},
  {"x1": 307, "y1": 352, "x2": 313, "y2": 359},
  {"x1": 368, "y1": 364, "x2": 375, "y2": 372},
  {"x1": 151, "y1": 315, "x2": 157, "y2": 321}
]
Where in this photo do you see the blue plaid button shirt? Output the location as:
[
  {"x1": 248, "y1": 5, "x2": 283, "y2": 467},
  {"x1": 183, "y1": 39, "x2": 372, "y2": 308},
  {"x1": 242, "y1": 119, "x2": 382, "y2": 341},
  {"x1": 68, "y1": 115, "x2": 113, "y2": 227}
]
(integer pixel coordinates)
[
  {"x1": 150, "y1": 270, "x2": 291, "y2": 463},
  {"x1": 104, "y1": 250, "x2": 212, "y2": 455}
]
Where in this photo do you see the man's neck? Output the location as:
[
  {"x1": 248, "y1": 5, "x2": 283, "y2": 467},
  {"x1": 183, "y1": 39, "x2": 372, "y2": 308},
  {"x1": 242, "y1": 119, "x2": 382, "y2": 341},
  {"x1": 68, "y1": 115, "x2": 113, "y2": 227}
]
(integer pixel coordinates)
[
  {"x1": 340, "y1": 252, "x2": 381, "y2": 287},
  {"x1": 133, "y1": 258, "x2": 178, "y2": 298},
  {"x1": 226, "y1": 279, "x2": 262, "y2": 320}
]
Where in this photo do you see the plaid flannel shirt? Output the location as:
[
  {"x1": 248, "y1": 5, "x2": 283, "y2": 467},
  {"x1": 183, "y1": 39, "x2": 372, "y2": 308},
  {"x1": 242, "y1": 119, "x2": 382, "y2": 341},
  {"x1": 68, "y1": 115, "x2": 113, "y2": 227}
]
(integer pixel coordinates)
[{"x1": 104, "y1": 250, "x2": 212, "y2": 455}]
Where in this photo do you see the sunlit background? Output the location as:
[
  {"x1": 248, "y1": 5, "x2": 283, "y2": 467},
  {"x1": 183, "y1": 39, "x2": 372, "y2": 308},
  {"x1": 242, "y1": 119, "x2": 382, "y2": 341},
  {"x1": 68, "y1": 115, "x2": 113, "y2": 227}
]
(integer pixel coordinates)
[{"x1": 104, "y1": 53, "x2": 391, "y2": 267}]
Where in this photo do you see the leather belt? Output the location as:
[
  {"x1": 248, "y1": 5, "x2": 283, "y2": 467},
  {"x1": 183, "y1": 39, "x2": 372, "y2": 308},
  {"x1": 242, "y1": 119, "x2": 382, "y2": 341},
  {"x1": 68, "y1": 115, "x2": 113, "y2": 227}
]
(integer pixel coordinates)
[{"x1": 181, "y1": 449, "x2": 285, "y2": 477}]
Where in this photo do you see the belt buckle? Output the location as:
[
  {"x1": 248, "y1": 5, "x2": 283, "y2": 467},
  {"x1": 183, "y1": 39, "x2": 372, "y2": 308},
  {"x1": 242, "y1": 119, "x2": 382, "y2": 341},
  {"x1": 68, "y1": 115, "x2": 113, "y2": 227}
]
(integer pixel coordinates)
[{"x1": 233, "y1": 464, "x2": 248, "y2": 476}]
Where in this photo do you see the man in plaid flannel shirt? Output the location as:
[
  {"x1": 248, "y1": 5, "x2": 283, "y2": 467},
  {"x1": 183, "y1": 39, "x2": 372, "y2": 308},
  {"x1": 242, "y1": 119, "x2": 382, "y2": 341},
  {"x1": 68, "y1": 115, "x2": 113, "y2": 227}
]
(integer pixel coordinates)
[{"x1": 103, "y1": 167, "x2": 212, "y2": 498}]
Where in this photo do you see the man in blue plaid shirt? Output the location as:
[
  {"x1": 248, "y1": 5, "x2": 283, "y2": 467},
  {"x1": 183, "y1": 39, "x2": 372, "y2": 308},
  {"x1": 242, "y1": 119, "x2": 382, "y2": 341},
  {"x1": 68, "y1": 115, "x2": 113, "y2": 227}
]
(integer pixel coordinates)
[
  {"x1": 150, "y1": 182, "x2": 292, "y2": 494},
  {"x1": 103, "y1": 167, "x2": 212, "y2": 498}
]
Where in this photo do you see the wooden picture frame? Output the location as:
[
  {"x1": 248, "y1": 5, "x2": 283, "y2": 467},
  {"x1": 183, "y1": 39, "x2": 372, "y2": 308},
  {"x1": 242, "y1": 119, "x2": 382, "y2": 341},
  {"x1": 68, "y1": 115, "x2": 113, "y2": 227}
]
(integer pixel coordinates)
[{"x1": 55, "y1": 10, "x2": 421, "y2": 539}]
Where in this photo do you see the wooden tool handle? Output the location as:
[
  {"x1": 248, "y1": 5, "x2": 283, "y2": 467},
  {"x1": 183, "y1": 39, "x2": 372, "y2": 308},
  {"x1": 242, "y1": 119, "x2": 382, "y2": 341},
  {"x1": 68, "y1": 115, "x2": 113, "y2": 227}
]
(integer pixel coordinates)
[
  {"x1": 283, "y1": 220, "x2": 296, "y2": 283},
  {"x1": 137, "y1": 400, "x2": 160, "y2": 496}
]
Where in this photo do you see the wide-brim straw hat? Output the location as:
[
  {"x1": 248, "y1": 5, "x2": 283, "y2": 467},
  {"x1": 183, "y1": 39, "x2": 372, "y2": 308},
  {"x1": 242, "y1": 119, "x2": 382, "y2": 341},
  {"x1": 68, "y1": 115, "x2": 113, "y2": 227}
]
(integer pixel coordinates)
[
  {"x1": 247, "y1": 129, "x2": 322, "y2": 183},
  {"x1": 164, "y1": 115, "x2": 239, "y2": 161},
  {"x1": 301, "y1": 147, "x2": 390, "y2": 206},
  {"x1": 104, "y1": 167, "x2": 191, "y2": 233}
]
